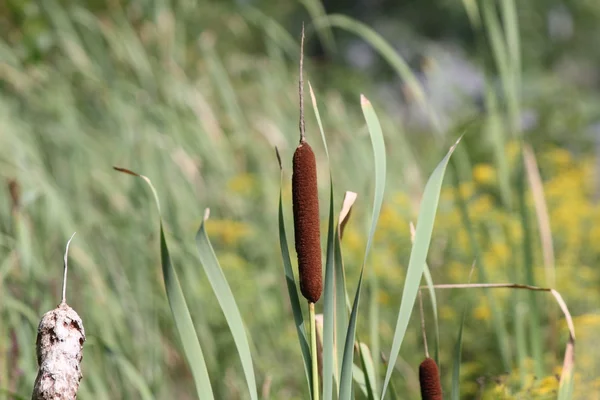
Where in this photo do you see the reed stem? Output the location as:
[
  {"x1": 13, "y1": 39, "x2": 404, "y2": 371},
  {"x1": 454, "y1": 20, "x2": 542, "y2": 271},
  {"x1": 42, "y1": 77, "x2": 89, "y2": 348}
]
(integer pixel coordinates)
[{"x1": 309, "y1": 302, "x2": 319, "y2": 400}]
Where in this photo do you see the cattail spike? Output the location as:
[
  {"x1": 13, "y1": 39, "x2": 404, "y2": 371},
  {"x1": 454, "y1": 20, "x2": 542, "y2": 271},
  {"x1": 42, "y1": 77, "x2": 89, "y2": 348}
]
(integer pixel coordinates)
[
  {"x1": 292, "y1": 141, "x2": 322, "y2": 303},
  {"x1": 419, "y1": 357, "x2": 443, "y2": 400}
]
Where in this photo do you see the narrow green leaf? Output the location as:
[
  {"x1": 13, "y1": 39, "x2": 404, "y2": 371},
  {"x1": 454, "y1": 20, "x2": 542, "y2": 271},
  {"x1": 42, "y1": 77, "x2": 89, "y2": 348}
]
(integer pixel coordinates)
[
  {"x1": 451, "y1": 307, "x2": 468, "y2": 400},
  {"x1": 380, "y1": 138, "x2": 461, "y2": 399},
  {"x1": 411, "y1": 222, "x2": 440, "y2": 365},
  {"x1": 335, "y1": 192, "x2": 356, "y2": 381},
  {"x1": 114, "y1": 167, "x2": 214, "y2": 400},
  {"x1": 368, "y1": 276, "x2": 380, "y2": 396},
  {"x1": 352, "y1": 364, "x2": 368, "y2": 397},
  {"x1": 196, "y1": 210, "x2": 258, "y2": 400},
  {"x1": 340, "y1": 271, "x2": 365, "y2": 400},
  {"x1": 323, "y1": 183, "x2": 336, "y2": 399},
  {"x1": 308, "y1": 83, "x2": 336, "y2": 400},
  {"x1": 517, "y1": 152, "x2": 544, "y2": 377},
  {"x1": 160, "y1": 225, "x2": 214, "y2": 400},
  {"x1": 339, "y1": 95, "x2": 387, "y2": 400},
  {"x1": 358, "y1": 343, "x2": 377, "y2": 400},
  {"x1": 277, "y1": 166, "x2": 313, "y2": 396}
]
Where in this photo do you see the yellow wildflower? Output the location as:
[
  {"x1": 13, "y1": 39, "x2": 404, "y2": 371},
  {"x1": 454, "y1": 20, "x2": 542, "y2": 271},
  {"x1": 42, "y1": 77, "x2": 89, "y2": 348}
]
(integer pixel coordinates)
[
  {"x1": 473, "y1": 163, "x2": 497, "y2": 186},
  {"x1": 227, "y1": 173, "x2": 256, "y2": 195},
  {"x1": 473, "y1": 301, "x2": 491, "y2": 321}
]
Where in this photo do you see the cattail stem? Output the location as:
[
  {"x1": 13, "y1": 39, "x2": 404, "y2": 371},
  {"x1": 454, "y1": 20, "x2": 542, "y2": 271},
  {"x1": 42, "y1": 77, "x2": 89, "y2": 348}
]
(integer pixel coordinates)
[
  {"x1": 299, "y1": 23, "x2": 306, "y2": 143},
  {"x1": 61, "y1": 232, "x2": 76, "y2": 305},
  {"x1": 309, "y1": 302, "x2": 320, "y2": 400}
]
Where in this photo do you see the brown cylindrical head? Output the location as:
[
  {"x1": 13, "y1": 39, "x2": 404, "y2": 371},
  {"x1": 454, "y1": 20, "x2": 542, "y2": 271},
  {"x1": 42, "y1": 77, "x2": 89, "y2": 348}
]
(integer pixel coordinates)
[
  {"x1": 292, "y1": 141, "x2": 322, "y2": 303},
  {"x1": 419, "y1": 357, "x2": 443, "y2": 400}
]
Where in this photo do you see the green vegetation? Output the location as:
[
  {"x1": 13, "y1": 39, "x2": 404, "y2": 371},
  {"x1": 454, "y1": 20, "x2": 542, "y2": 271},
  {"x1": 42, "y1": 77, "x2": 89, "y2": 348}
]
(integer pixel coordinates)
[{"x1": 1, "y1": 1, "x2": 600, "y2": 399}]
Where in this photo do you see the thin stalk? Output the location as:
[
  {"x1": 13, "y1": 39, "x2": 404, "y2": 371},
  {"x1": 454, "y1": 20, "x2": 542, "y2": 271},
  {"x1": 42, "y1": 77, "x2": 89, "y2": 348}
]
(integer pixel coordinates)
[{"x1": 309, "y1": 302, "x2": 320, "y2": 400}]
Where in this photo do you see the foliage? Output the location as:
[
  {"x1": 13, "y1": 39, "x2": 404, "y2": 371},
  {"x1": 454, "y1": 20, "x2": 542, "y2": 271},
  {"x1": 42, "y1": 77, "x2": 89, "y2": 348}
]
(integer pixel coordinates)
[{"x1": 1, "y1": 0, "x2": 599, "y2": 399}]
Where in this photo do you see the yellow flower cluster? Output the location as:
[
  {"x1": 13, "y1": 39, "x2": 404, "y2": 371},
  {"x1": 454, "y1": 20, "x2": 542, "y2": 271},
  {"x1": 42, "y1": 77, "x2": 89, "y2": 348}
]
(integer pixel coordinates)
[{"x1": 330, "y1": 141, "x2": 599, "y2": 396}]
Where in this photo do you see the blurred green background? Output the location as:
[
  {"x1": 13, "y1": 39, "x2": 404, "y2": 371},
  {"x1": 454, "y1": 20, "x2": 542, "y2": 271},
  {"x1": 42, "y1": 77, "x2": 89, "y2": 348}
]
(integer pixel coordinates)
[{"x1": 2, "y1": 0, "x2": 600, "y2": 398}]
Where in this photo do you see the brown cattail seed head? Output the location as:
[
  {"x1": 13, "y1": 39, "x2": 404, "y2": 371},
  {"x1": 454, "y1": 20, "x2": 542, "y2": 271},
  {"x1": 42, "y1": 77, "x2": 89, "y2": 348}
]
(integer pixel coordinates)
[
  {"x1": 292, "y1": 141, "x2": 322, "y2": 303},
  {"x1": 32, "y1": 303, "x2": 85, "y2": 400},
  {"x1": 419, "y1": 357, "x2": 443, "y2": 400}
]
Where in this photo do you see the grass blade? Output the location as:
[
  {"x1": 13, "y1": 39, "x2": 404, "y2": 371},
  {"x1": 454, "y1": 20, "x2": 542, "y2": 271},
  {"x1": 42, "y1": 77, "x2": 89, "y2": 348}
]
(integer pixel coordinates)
[
  {"x1": 451, "y1": 307, "x2": 467, "y2": 400},
  {"x1": 335, "y1": 192, "x2": 357, "y2": 379},
  {"x1": 411, "y1": 222, "x2": 440, "y2": 365},
  {"x1": 339, "y1": 95, "x2": 387, "y2": 400},
  {"x1": 307, "y1": 82, "x2": 335, "y2": 399},
  {"x1": 114, "y1": 167, "x2": 214, "y2": 400},
  {"x1": 276, "y1": 149, "x2": 312, "y2": 396},
  {"x1": 195, "y1": 209, "x2": 258, "y2": 400},
  {"x1": 451, "y1": 262, "x2": 474, "y2": 400},
  {"x1": 380, "y1": 138, "x2": 461, "y2": 399},
  {"x1": 357, "y1": 342, "x2": 377, "y2": 400},
  {"x1": 322, "y1": 184, "x2": 336, "y2": 399},
  {"x1": 517, "y1": 152, "x2": 544, "y2": 377}
]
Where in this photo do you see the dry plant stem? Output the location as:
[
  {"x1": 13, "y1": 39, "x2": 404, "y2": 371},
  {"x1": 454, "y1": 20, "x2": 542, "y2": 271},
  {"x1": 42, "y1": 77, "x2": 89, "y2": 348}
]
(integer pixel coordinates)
[
  {"x1": 421, "y1": 282, "x2": 576, "y2": 390},
  {"x1": 418, "y1": 290, "x2": 429, "y2": 359},
  {"x1": 309, "y1": 302, "x2": 320, "y2": 400},
  {"x1": 299, "y1": 23, "x2": 306, "y2": 143}
]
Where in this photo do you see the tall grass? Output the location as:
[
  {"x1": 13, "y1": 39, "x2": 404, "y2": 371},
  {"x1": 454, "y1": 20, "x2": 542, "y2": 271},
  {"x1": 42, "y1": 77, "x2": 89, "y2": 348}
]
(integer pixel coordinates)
[{"x1": 0, "y1": 0, "x2": 596, "y2": 398}]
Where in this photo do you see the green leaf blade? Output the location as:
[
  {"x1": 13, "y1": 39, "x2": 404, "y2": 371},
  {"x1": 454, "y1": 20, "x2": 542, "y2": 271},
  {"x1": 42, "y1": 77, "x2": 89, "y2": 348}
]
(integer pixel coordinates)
[
  {"x1": 339, "y1": 95, "x2": 387, "y2": 400},
  {"x1": 160, "y1": 226, "x2": 214, "y2": 400},
  {"x1": 278, "y1": 181, "x2": 313, "y2": 396},
  {"x1": 380, "y1": 138, "x2": 461, "y2": 399},
  {"x1": 114, "y1": 168, "x2": 214, "y2": 399},
  {"x1": 195, "y1": 213, "x2": 258, "y2": 400}
]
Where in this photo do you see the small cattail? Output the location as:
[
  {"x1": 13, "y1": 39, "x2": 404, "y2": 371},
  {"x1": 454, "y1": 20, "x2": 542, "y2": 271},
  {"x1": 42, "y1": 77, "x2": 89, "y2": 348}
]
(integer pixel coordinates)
[
  {"x1": 419, "y1": 357, "x2": 443, "y2": 400},
  {"x1": 292, "y1": 141, "x2": 323, "y2": 303}
]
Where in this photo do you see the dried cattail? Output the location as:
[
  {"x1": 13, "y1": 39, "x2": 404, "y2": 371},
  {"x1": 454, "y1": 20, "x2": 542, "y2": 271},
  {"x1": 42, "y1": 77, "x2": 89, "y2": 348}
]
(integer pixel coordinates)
[
  {"x1": 32, "y1": 233, "x2": 85, "y2": 400},
  {"x1": 32, "y1": 303, "x2": 85, "y2": 400},
  {"x1": 292, "y1": 141, "x2": 322, "y2": 303},
  {"x1": 419, "y1": 357, "x2": 443, "y2": 400}
]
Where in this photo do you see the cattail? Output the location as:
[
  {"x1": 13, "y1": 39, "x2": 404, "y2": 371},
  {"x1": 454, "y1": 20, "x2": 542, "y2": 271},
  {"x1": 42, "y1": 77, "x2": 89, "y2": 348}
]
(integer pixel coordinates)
[
  {"x1": 32, "y1": 303, "x2": 85, "y2": 400},
  {"x1": 292, "y1": 140, "x2": 323, "y2": 303},
  {"x1": 32, "y1": 233, "x2": 85, "y2": 400},
  {"x1": 292, "y1": 23, "x2": 322, "y2": 304},
  {"x1": 419, "y1": 357, "x2": 443, "y2": 400}
]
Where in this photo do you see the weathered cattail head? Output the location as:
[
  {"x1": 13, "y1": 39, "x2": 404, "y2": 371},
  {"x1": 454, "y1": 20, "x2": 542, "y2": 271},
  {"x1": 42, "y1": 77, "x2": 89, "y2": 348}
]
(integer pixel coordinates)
[
  {"x1": 32, "y1": 233, "x2": 85, "y2": 400},
  {"x1": 419, "y1": 357, "x2": 443, "y2": 400},
  {"x1": 292, "y1": 141, "x2": 322, "y2": 303},
  {"x1": 32, "y1": 303, "x2": 85, "y2": 400}
]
